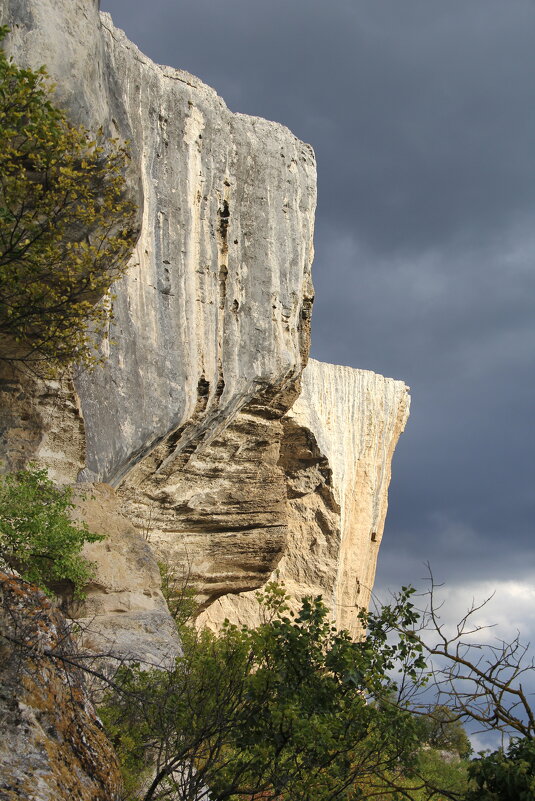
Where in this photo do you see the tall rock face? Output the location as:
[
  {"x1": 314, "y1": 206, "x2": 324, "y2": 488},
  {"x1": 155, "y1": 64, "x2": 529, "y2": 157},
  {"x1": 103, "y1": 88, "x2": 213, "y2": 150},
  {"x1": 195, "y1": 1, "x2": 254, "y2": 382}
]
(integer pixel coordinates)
[
  {"x1": 0, "y1": 1, "x2": 408, "y2": 634},
  {"x1": 0, "y1": 6, "x2": 412, "y2": 799},
  {"x1": 198, "y1": 359, "x2": 410, "y2": 636},
  {"x1": 0, "y1": 0, "x2": 315, "y2": 605},
  {"x1": 77, "y1": 14, "x2": 315, "y2": 489},
  {"x1": 0, "y1": 0, "x2": 315, "y2": 480}
]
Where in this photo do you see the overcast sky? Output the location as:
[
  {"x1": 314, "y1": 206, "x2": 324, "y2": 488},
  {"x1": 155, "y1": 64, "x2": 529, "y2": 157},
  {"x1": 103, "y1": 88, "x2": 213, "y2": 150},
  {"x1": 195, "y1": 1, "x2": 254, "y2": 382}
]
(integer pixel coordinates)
[{"x1": 100, "y1": 0, "x2": 535, "y2": 655}]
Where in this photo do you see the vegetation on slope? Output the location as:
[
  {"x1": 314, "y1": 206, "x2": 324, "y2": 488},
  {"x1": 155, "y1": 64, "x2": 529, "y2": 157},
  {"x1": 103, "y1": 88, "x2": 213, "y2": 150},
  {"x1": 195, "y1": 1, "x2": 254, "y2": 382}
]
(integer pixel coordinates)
[
  {"x1": 0, "y1": 466, "x2": 102, "y2": 597},
  {"x1": 100, "y1": 582, "x2": 473, "y2": 801},
  {"x1": 97, "y1": 568, "x2": 535, "y2": 801}
]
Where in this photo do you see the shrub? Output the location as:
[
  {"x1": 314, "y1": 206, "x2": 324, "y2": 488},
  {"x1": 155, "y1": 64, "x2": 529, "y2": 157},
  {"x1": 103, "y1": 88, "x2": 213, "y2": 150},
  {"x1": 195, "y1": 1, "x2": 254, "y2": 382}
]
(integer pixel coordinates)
[
  {"x1": 466, "y1": 738, "x2": 535, "y2": 801},
  {"x1": 0, "y1": 467, "x2": 103, "y2": 597}
]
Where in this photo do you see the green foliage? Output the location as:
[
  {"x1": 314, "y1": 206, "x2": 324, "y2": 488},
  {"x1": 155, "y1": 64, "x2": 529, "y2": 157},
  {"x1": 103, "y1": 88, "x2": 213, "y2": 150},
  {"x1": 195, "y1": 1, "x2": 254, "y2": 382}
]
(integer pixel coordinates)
[
  {"x1": 0, "y1": 466, "x2": 103, "y2": 596},
  {"x1": 100, "y1": 584, "x2": 434, "y2": 801},
  {"x1": 418, "y1": 705, "x2": 473, "y2": 759},
  {"x1": 466, "y1": 738, "x2": 535, "y2": 801},
  {"x1": 412, "y1": 748, "x2": 469, "y2": 800},
  {"x1": 0, "y1": 26, "x2": 137, "y2": 371}
]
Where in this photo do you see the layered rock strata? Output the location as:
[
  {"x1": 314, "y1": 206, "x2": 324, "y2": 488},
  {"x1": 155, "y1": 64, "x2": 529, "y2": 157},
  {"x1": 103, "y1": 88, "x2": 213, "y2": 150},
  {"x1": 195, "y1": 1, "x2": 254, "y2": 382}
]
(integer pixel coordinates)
[
  {"x1": 0, "y1": 0, "x2": 409, "y2": 640},
  {"x1": 198, "y1": 360, "x2": 410, "y2": 636},
  {"x1": 70, "y1": 484, "x2": 182, "y2": 668},
  {"x1": 0, "y1": 0, "x2": 315, "y2": 605},
  {"x1": 0, "y1": 7, "x2": 413, "y2": 799}
]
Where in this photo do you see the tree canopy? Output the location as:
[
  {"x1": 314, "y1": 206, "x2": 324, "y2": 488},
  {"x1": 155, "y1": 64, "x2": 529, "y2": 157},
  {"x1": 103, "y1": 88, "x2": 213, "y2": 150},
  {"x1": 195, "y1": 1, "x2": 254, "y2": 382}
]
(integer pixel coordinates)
[
  {"x1": 0, "y1": 26, "x2": 138, "y2": 372},
  {"x1": 100, "y1": 584, "x2": 430, "y2": 801}
]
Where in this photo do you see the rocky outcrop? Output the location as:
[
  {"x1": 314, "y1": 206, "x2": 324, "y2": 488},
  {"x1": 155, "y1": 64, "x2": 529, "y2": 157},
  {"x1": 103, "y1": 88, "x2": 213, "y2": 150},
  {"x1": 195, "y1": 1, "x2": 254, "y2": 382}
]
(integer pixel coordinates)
[
  {"x1": 0, "y1": 573, "x2": 122, "y2": 801},
  {"x1": 118, "y1": 395, "x2": 292, "y2": 610},
  {"x1": 0, "y1": 367, "x2": 85, "y2": 483},
  {"x1": 76, "y1": 15, "x2": 315, "y2": 488},
  {"x1": 0, "y1": 1, "x2": 408, "y2": 637},
  {"x1": 198, "y1": 360, "x2": 410, "y2": 636},
  {"x1": 0, "y1": 1, "x2": 315, "y2": 490},
  {"x1": 0, "y1": 0, "x2": 315, "y2": 606},
  {"x1": 69, "y1": 484, "x2": 181, "y2": 668},
  {"x1": 0, "y1": 5, "x2": 412, "y2": 799}
]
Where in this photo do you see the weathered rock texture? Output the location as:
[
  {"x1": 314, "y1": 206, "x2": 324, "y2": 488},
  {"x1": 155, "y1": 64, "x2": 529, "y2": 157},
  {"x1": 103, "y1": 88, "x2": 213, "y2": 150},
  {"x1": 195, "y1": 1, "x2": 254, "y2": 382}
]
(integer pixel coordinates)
[
  {"x1": 0, "y1": 366, "x2": 85, "y2": 482},
  {"x1": 0, "y1": 5, "x2": 412, "y2": 799},
  {"x1": 0, "y1": 0, "x2": 408, "y2": 635},
  {"x1": 0, "y1": 0, "x2": 315, "y2": 607},
  {"x1": 0, "y1": 573, "x2": 122, "y2": 801},
  {"x1": 1, "y1": 1, "x2": 315, "y2": 488},
  {"x1": 69, "y1": 484, "x2": 181, "y2": 668},
  {"x1": 198, "y1": 360, "x2": 410, "y2": 636}
]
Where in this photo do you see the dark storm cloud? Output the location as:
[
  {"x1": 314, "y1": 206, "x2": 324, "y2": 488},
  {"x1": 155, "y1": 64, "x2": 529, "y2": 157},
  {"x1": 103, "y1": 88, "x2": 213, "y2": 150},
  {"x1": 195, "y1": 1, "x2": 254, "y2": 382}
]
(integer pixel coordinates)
[
  {"x1": 103, "y1": 0, "x2": 535, "y2": 255},
  {"x1": 100, "y1": 1, "x2": 535, "y2": 625}
]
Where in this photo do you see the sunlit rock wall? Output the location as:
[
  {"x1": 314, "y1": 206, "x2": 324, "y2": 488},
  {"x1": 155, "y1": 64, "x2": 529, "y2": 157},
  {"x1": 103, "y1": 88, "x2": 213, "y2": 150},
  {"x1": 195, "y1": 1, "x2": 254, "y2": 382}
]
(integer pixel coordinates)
[
  {"x1": 197, "y1": 359, "x2": 410, "y2": 636},
  {"x1": 0, "y1": 1, "x2": 315, "y2": 484},
  {"x1": 70, "y1": 484, "x2": 182, "y2": 668},
  {"x1": 0, "y1": 0, "x2": 315, "y2": 603},
  {"x1": 0, "y1": 0, "x2": 409, "y2": 636}
]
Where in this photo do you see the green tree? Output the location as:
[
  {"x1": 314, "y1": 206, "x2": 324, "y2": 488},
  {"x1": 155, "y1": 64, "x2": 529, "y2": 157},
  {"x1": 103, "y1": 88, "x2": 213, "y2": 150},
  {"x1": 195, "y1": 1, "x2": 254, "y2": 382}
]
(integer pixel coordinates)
[
  {"x1": 0, "y1": 26, "x2": 138, "y2": 371},
  {"x1": 418, "y1": 705, "x2": 473, "y2": 759},
  {"x1": 0, "y1": 466, "x2": 103, "y2": 597},
  {"x1": 466, "y1": 738, "x2": 535, "y2": 801},
  {"x1": 100, "y1": 584, "x2": 430, "y2": 801}
]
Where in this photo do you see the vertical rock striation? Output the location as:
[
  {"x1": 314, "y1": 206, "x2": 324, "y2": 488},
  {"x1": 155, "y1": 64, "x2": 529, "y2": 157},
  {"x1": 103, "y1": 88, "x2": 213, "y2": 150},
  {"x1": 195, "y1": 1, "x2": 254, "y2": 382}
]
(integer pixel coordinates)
[
  {"x1": 76, "y1": 13, "x2": 315, "y2": 488},
  {"x1": 198, "y1": 359, "x2": 410, "y2": 636},
  {"x1": 0, "y1": 2, "x2": 316, "y2": 604},
  {"x1": 0, "y1": 6, "x2": 413, "y2": 798},
  {"x1": 0, "y1": 0, "x2": 409, "y2": 636}
]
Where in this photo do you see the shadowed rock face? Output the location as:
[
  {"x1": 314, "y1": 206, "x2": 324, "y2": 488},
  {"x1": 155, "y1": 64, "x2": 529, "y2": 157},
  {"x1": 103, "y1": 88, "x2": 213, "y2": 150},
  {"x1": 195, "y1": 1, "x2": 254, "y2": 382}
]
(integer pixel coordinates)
[
  {"x1": 118, "y1": 397, "x2": 292, "y2": 610},
  {"x1": 0, "y1": 367, "x2": 85, "y2": 482},
  {"x1": 0, "y1": 574, "x2": 122, "y2": 801}
]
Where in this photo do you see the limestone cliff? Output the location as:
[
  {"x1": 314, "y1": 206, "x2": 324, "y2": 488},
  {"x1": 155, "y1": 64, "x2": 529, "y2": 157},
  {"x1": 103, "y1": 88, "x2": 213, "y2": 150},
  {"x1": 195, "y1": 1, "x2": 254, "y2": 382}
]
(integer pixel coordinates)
[
  {"x1": 0, "y1": 0, "x2": 316, "y2": 610},
  {"x1": 0, "y1": 0, "x2": 408, "y2": 638},
  {"x1": 0, "y1": 5, "x2": 413, "y2": 798},
  {"x1": 198, "y1": 360, "x2": 410, "y2": 636}
]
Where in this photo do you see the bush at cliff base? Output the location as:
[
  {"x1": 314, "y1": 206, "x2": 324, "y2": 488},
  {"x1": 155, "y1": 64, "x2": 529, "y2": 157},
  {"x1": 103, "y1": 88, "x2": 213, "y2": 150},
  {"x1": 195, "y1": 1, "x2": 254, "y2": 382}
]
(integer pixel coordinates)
[
  {"x1": 0, "y1": 25, "x2": 137, "y2": 372},
  {"x1": 0, "y1": 466, "x2": 102, "y2": 597},
  {"x1": 99, "y1": 583, "x2": 472, "y2": 801}
]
